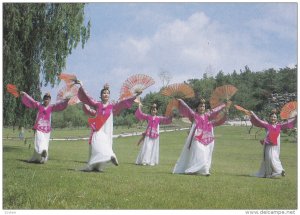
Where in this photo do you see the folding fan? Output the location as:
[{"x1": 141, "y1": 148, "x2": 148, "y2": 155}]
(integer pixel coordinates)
[
  {"x1": 56, "y1": 84, "x2": 80, "y2": 105},
  {"x1": 119, "y1": 74, "x2": 155, "y2": 100},
  {"x1": 6, "y1": 84, "x2": 20, "y2": 98},
  {"x1": 280, "y1": 101, "x2": 297, "y2": 119},
  {"x1": 160, "y1": 83, "x2": 195, "y2": 99},
  {"x1": 234, "y1": 104, "x2": 251, "y2": 116},
  {"x1": 58, "y1": 73, "x2": 78, "y2": 88},
  {"x1": 165, "y1": 99, "x2": 180, "y2": 117},
  {"x1": 210, "y1": 85, "x2": 237, "y2": 108}
]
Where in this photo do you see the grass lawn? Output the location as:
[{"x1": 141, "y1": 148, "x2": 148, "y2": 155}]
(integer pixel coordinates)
[{"x1": 2, "y1": 125, "x2": 297, "y2": 209}]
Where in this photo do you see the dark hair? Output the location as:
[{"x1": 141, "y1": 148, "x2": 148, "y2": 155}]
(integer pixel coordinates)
[
  {"x1": 43, "y1": 93, "x2": 51, "y2": 100},
  {"x1": 195, "y1": 98, "x2": 206, "y2": 108},
  {"x1": 100, "y1": 84, "x2": 110, "y2": 96},
  {"x1": 269, "y1": 109, "x2": 277, "y2": 117},
  {"x1": 150, "y1": 103, "x2": 158, "y2": 111}
]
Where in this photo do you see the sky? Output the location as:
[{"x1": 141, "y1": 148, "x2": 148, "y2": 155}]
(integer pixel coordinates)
[{"x1": 42, "y1": 2, "x2": 298, "y2": 102}]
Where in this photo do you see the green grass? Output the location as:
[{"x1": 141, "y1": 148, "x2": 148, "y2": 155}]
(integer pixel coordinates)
[{"x1": 3, "y1": 126, "x2": 297, "y2": 209}]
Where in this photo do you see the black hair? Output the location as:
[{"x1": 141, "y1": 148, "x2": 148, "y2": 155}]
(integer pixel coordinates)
[{"x1": 43, "y1": 93, "x2": 51, "y2": 100}]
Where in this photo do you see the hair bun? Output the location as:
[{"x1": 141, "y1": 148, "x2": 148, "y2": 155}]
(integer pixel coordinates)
[
  {"x1": 271, "y1": 109, "x2": 277, "y2": 114},
  {"x1": 200, "y1": 98, "x2": 206, "y2": 103},
  {"x1": 103, "y1": 83, "x2": 110, "y2": 90}
]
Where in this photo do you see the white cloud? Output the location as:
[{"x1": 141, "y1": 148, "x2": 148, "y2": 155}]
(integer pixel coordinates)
[{"x1": 45, "y1": 5, "x2": 296, "y2": 101}]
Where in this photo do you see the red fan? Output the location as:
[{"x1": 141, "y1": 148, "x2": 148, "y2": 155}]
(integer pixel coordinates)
[
  {"x1": 234, "y1": 104, "x2": 251, "y2": 116},
  {"x1": 165, "y1": 99, "x2": 180, "y2": 117},
  {"x1": 56, "y1": 85, "x2": 80, "y2": 105},
  {"x1": 6, "y1": 84, "x2": 20, "y2": 98},
  {"x1": 58, "y1": 73, "x2": 78, "y2": 88},
  {"x1": 161, "y1": 83, "x2": 195, "y2": 99},
  {"x1": 280, "y1": 101, "x2": 297, "y2": 119},
  {"x1": 210, "y1": 85, "x2": 237, "y2": 108},
  {"x1": 119, "y1": 74, "x2": 155, "y2": 100}
]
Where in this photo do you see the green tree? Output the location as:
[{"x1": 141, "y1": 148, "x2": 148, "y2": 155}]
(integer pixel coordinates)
[{"x1": 3, "y1": 3, "x2": 91, "y2": 127}]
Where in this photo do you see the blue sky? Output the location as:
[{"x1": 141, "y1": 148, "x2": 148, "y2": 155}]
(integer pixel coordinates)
[{"x1": 42, "y1": 2, "x2": 297, "y2": 102}]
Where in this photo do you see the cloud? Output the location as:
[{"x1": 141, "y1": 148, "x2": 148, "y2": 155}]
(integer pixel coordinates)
[{"x1": 49, "y1": 5, "x2": 296, "y2": 101}]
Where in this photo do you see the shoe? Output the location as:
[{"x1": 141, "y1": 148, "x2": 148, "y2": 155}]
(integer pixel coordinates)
[
  {"x1": 41, "y1": 150, "x2": 47, "y2": 158},
  {"x1": 281, "y1": 170, "x2": 286, "y2": 177},
  {"x1": 40, "y1": 150, "x2": 47, "y2": 164},
  {"x1": 111, "y1": 156, "x2": 119, "y2": 166}
]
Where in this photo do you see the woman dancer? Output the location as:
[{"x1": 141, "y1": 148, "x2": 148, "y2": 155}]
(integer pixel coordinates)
[
  {"x1": 20, "y1": 92, "x2": 70, "y2": 163},
  {"x1": 135, "y1": 103, "x2": 172, "y2": 166},
  {"x1": 77, "y1": 81, "x2": 141, "y2": 172},
  {"x1": 173, "y1": 98, "x2": 230, "y2": 176},
  {"x1": 248, "y1": 109, "x2": 297, "y2": 178}
]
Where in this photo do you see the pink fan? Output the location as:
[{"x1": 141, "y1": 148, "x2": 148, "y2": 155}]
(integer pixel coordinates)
[
  {"x1": 160, "y1": 83, "x2": 195, "y2": 99},
  {"x1": 58, "y1": 73, "x2": 78, "y2": 89},
  {"x1": 280, "y1": 101, "x2": 297, "y2": 119},
  {"x1": 119, "y1": 74, "x2": 155, "y2": 100},
  {"x1": 6, "y1": 84, "x2": 20, "y2": 98},
  {"x1": 210, "y1": 85, "x2": 237, "y2": 108},
  {"x1": 56, "y1": 85, "x2": 80, "y2": 105}
]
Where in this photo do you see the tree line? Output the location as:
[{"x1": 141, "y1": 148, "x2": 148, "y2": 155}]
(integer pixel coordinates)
[{"x1": 49, "y1": 65, "x2": 296, "y2": 129}]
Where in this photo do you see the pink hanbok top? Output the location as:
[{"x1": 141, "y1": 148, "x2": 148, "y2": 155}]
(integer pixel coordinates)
[
  {"x1": 250, "y1": 112, "x2": 296, "y2": 145},
  {"x1": 178, "y1": 99, "x2": 226, "y2": 145},
  {"x1": 78, "y1": 86, "x2": 137, "y2": 143},
  {"x1": 21, "y1": 92, "x2": 69, "y2": 133},
  {"x1": 135, "y1": 107, "x2": 172, "y2": 139}
]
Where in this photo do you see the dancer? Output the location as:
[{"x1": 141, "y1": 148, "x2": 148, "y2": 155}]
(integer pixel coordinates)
[
  {"x1": 173, "y1": 98, "x2": 230, "y2": 176},
  {"x1": 20, "y1": 91, "x2": 70, "y2": 163},
  {"x1": 77, "y1": 81, "x2": 141, "y2": 172},
  {"x1": 247, "y1": 109, "x2": 297, "y2": 178},
  {"x1": 135, "y1": 103, "x2": 172, "y2": 166}
]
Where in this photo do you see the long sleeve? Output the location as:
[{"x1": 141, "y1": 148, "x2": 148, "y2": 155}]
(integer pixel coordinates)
[
  {"x1": 212, "y1": 112, "x2": 227, "y2": 127},
  {"x1": 159, "y1": 116, "x2": 172, "y2": 125},
  {"x1": 82, "y1": 104, "x2": 97, "y2": 117},
  {"x1": 135, "y1": 106, "x2": 148, "y2": 121},
  {"x1": 250, "y1": 111, "x2": 269, "y2": 129},
  {"x1": 77, "y1": 86, "x2": 98, "y2": 108},
  {"x1": 51, "y1": 99, "x2": 70, "y2": 112},
  {"x1": 21, "y1": 92, "x2": 39, "y2": 109},
  {"x1": 113, "y1": 96, "x2": 136, "y2": 115},
  {"x1": 208, "y1": 103, "x2": 226, "y2": 120},
  {"x1": 178, "y1": 99, "x2": 194, "y2": 122},
  {"x1": 280, "y1": 117, "x2": 297, "y2": 130}
]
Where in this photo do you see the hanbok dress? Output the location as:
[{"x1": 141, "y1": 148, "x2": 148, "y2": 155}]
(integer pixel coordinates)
[
  {"x1": 78, "y1": 86, "x2": 137, "y2": 171},
  {"x1": 173, "y1": 99, "x2": 226, "y2": 175},
  {"x1": 21, "y1": 92, "x2": 69, "y2": 163},
  {"x1": 135, "y1": 106, "x2": 172, "y2": 166},
  {"x1": 250, "y1": 112, "x2": 296, "y2": 178}
]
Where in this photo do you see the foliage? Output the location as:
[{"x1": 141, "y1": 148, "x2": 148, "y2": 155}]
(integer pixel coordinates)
[
  {"x1": 3, "y1": 126, "x2": 297, "y2": 209},
  {"x1": 3, "y1": 3, "x2": 90, "y2": 126}
]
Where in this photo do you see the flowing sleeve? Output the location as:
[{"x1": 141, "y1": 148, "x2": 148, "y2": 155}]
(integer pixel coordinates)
[
  {"x1": 280, "y1": 117, "x2": 297, "y2": 130},
  {"x1": 178, "y1": 99, "x2": 195, "y2": 122},
  {"x1": 212, "y1": 113, "x2": 227, "y2": 127},
  {"x1": 82, "y1": 104, "x2": 97, "y2": 117},
  {"x1": 77, "y1": 86, "x2": 98, "y2": 108},
  {"x1": 113, "y1": 96, "x2": 136, "y2": 115},
  {"x1": 208, "y1": 103, "x2": 226, "y2": 120},
  {"x1": 159, "y1": 116, "x2": 172, "y2": 125},
  {"x1": 250, "y1": 111, "x2": 268, "y2": 128},
  {"x1": 135, "y1": 106, "x2": 148, "y2": 121},
  {"x1": 21, "y1": 92, "x2": 39, "y2": 109},
  {"x1": 51, "y1": 99, "x2": 70, "y2": 112}
]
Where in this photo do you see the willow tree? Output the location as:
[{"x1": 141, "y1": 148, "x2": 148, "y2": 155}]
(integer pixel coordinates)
[{"x1": 3, "y1": 3, "x2": 90, "y2": 127}]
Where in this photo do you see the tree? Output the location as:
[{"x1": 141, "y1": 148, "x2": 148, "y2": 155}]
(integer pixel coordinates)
[{"x1": 3, "y1": 3, "x2": 91, "y2": 127}]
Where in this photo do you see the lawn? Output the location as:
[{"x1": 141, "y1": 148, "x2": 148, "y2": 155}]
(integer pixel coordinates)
[{"x1": 2, "y1": 125, "x2": 297, "y2": 210}]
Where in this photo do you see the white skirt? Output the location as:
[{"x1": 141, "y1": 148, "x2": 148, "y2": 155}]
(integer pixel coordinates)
[
  {"x1": 135, "y1": 136, "x2": 159, "y2": 166},
  {"x1": 253, "y1": 141, "x2": 284, "y2": 178},
  {"x1": 29, "y1": 130, "x2": 50, "y2": 163},
  {"x1": 81, "y1": 115, "x2": 117, "y2": 172},
  {"x1": 173, "y1": 124, "x2": 215, "y2": 175}
]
